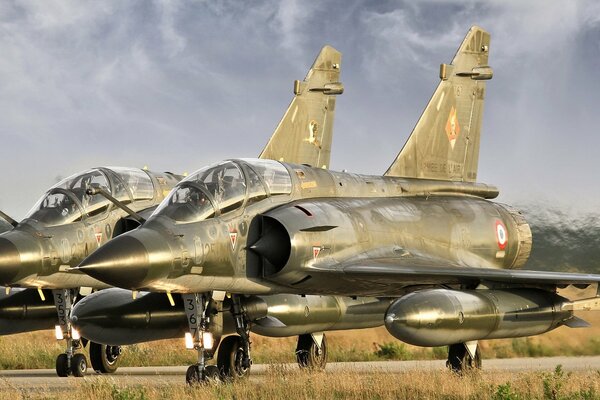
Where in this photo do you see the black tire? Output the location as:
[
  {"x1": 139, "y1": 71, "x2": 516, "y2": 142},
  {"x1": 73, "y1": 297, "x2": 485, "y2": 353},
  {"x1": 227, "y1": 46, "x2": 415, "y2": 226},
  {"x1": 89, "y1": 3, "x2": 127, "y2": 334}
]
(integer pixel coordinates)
[
  {"x1": 90, "y1": 342, "x2": 121, "y2": 374},
  {"x1": 185, "y1": 364, "x2": 221, "y2": 385},
  {"x1": 186, "y1": 365, "x2": 201, "y2": 386},
  {"x1": 71, "y1": 353, "x2": 88, "y2": 377},
  {"x1": 55, "y1": 353, "x2": 70, "y2": 377},
  {"x1": 296, "y1": 334, "x2": 327, "y2": 370},
  {"x1": 446, "y1": 344, "x2": 482, "y2": 373},
  {"x1": 204, "y1": 365, "x2": 221, "y2": 382},
  {"x1": 217, "y1": 335, "x2": 250, "y2": 380}
]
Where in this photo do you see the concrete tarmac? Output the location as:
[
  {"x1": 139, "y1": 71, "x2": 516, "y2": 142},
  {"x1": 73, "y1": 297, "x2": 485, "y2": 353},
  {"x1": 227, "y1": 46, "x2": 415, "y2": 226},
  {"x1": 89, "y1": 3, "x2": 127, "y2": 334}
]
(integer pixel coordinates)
[{"x1": 1, "y1": 356, "x2": 599, "y2": 392}]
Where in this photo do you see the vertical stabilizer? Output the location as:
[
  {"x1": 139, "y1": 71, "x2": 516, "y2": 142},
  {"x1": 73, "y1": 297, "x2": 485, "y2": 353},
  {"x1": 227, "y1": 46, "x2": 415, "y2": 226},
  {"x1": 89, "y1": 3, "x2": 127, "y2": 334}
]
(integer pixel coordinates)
[
  {"x1": 385, "y1": 26, "x2": 492, "y2": 182},
  {"x1": 259, "y1": 46, "x2": 343, "y2": 169}
]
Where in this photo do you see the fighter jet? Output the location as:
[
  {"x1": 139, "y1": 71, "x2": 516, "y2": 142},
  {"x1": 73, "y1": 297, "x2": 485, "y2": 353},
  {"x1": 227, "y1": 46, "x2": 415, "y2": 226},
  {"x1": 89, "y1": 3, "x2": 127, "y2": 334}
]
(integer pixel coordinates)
[
  {"x1": 0, "y1": 45, "x2": 343, "y2": 377},
  {"x1": 0, "y1": 167, "x2": 181, "y2": 376},
  {"x1": 75, "y1": 26, "x2": 600, "y2": 384}
]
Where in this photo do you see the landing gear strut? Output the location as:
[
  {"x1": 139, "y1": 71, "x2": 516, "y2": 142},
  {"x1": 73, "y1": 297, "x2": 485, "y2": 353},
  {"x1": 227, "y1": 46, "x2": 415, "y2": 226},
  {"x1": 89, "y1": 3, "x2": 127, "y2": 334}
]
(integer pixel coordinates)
[
  {"x1": 53, "y1": 289, "x2": 87, "y2": 377},
  {"x1": 296, "y1": 333, "x2": 327, "y2": 370},
  {"x1": 183, "y1": 292, "x2": 228, "y2": 385},
  {"x1": 446, "y1": 342, "x2": 482, "y2": 373},
  {"x1": 182, "y1": 293, "x2": 253, "y2": 384},
  {"x1": 226, "y1": 295, "x2": 252, "y2": 376}
]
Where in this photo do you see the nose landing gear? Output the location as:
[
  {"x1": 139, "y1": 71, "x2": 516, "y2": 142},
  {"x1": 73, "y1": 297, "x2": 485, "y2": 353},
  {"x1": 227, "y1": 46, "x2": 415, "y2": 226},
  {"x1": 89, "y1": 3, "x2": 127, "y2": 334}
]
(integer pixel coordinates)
[
  {"x1": 183, "y1": 292, "x2": 253, "y2": 385},
  {"x1": 183, "y1": 292, "x2": 222, "y2": 385},
  {"x1": 53, "y1": 289, "x2": 88, "y2": 377}
]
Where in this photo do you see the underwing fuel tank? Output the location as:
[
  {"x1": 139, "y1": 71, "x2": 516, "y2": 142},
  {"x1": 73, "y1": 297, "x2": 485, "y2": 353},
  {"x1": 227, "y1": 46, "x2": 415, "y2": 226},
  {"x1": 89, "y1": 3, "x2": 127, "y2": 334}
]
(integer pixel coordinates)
[
  {"x1": 384, "y1": 289, "x2": 573, "y2": 347},
  {"x1": 244, "y1": 294, "x2": 390, "y2": 337},
  {"x1": 0, "y1": 288, "x2": 56, "y2": 335},
  {"x1": 71, "y1": 288, "x2": 390, "y2": 345}
]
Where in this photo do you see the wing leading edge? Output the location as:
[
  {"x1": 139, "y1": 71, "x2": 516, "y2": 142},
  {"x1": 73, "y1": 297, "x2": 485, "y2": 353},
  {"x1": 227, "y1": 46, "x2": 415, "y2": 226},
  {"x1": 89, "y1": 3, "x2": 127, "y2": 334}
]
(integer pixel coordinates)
[
  {"x1": 340, "y1": 259, "x2": 600, "y2": 287},
  {"x1": 288, "y1": 256, "x2": 600, "y2": 299}
]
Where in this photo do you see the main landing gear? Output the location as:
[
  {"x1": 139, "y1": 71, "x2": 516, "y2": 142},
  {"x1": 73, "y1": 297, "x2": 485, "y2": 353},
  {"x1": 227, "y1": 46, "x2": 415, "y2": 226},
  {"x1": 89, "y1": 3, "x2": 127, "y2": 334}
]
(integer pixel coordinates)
[
  {"x1": 446, "y1": 341, "x2": 482, "y2": 373},
  {"x1": 296, "y1": 333, "x2": 327, "y2": 370},
  {"x1": 183, "y1": 292, "x2": 253, "y2": 385},
  {"x1": 217, "y1": 335, "x2": 250, "y2": 380},
  {"x1": 90, "y1": 343, "x2": 122, "y2": 374},
  {"x1": 53, "y1": 289, "x2": 122, "y2": 377}
]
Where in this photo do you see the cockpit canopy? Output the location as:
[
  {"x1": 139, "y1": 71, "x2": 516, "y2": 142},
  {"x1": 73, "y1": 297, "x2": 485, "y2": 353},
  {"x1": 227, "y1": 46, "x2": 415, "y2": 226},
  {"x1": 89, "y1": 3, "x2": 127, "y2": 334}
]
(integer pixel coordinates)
[
  {"x1": 154, "y1": 159, "x2": 292, "y2": 224},
  {"x1": 25, "y1": 168, "x2": 155, "y2": 226}
]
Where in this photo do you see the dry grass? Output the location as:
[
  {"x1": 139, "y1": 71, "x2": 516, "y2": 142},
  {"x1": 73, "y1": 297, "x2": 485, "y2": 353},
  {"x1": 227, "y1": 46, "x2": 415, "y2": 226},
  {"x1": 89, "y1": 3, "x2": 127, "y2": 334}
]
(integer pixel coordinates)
[{"x1": 0, "y1": 366, "x2": 599, "y2": 400}]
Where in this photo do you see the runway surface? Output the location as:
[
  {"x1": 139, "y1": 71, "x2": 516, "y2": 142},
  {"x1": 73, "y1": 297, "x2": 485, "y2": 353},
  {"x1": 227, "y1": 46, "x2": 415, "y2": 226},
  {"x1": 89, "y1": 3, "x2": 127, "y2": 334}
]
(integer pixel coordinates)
[{"x1": 1, "y1": 356, "x2": 599, "y2": 391}]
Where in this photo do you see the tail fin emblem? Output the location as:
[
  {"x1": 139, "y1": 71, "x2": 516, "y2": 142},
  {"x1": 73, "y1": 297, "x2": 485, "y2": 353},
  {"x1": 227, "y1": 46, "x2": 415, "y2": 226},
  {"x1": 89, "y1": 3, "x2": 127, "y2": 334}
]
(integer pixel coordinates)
[
  {"x1": 445, "y1": 106, "x2": 460, "y2": 149},
  {"x1": 306, "y1": 120, "x2": 322, "y2": 148}
]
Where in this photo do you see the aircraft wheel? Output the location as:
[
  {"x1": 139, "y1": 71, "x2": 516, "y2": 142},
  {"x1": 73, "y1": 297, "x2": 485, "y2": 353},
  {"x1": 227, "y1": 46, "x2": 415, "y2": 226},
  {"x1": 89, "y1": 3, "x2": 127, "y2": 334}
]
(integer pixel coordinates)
[
  {"x1": 217, "y1": 335, "x2": 250, "y2": 380},
  {"x1": 446, "y1": 343, "x2": 481, "y2": 373},
  {"x1": 70, "y1": 353, "x2": 88, "y2": 377},
  {"x1": 186, "y1": 365, "x2": 201, "y2": 385},
  {"x1": 296, "y1": 334, "x2": 327, "y2": 370},
  {"x1": 55, "y1": 353, "x2": 70, "y2": 377},
  {"x1": 185, "y1": 364, "x2": 221, "y2": 385},
  {"x1": 204, "y1": 365, "x2": 221, "y2": 382},
  {"x1": 90, "y1": 342, "x2": 121, "y2": 374}
]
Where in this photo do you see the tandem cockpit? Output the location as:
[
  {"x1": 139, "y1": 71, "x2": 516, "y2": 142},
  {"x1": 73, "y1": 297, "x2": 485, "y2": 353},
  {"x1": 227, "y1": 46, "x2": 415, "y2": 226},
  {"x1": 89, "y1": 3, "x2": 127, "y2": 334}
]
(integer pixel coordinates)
[
  {"x1": 25, "y1": 167, "x2": 155, "y2": 226},
  {"x1": 153, "y1": 159, "x2": 292, "y2": 224}
]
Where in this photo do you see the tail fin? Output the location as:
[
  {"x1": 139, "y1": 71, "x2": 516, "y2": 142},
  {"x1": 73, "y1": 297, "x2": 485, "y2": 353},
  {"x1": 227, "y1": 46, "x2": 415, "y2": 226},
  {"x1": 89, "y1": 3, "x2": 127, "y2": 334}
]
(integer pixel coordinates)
[
  {"x1": 259, "y1": 46, "x2": 343, "y2": 169},
  {"x1": 385, "y1": 26, "x2": 492, "y2": 182}
]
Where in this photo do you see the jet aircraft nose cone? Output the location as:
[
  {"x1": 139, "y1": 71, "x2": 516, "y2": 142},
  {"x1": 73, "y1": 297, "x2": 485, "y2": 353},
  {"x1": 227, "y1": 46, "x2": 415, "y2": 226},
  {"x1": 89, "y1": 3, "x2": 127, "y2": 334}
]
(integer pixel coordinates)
[
  {"x1": 0, "y1": 237, "x2": 23, "y2": 284},
  {"x1": 77, "y1": 230, "x2": 174, "y2": 290},
  {"x1": 77, "y1": 235, "x2": 152, "y2": 289}
]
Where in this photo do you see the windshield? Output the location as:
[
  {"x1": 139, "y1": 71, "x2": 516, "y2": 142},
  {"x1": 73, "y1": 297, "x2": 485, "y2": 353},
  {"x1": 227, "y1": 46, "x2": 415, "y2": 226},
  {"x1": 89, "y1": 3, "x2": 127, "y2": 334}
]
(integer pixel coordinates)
[
  {"x1": 185, "y1": 161, "x2": 246, "y2": 214},
  {"x1": 153, "y1": 161, "x2": 247, "y2": 222},
  {"x1": 154, "y1": 184, "x2": 215, "y2": 223},
  {"x1": 25, "y1": 169, "x2": 111, "y2": 224},
  {"x1": 26, "y1": 191, "x2": 84, "y2": 225}
]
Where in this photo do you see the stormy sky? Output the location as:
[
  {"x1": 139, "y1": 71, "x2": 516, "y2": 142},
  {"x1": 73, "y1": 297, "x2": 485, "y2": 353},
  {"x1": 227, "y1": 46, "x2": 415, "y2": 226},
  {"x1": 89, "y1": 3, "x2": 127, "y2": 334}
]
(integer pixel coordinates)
[{"x1": 1, "y1": 0, "x2": 599, "y2": 219}]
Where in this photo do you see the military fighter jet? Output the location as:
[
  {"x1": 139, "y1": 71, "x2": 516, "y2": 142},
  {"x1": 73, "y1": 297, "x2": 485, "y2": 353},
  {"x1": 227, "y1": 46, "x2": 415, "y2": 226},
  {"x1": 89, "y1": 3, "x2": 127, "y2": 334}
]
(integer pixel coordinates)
[
  {"x1": 0, "y1": 167, "x2": 181, "y2": 376},
  {"x1": 0, "y1": 45, "x2": 343, "y2": 377},
  {"x1": 74, "y1": 26, "x2": 600, "y2": 384}
]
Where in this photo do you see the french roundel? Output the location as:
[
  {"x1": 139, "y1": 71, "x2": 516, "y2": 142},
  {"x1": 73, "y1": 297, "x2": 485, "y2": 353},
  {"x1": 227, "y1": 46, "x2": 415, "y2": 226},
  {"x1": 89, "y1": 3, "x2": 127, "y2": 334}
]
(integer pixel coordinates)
[{"x1": 495, "y1": 220, "x2": 507, "y2": 250}]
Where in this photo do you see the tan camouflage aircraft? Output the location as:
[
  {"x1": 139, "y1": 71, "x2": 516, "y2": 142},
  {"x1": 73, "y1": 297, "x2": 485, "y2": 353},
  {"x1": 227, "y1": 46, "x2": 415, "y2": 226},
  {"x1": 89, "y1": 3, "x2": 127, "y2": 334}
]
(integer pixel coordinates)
[
  {"x1": 0, "y1": 45, "x2": 342, "y2": 377},
  {"x1": 74, "y1": 27, "x2": 600, "y2": 384}
]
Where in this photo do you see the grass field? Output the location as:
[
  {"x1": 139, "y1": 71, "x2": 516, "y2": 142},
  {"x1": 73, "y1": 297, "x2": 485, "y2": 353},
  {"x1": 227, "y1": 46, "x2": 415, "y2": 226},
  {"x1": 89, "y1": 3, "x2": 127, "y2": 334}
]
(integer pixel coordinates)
[{"x1": 0, "y1": 366, "x2": 599, "y2": 400}]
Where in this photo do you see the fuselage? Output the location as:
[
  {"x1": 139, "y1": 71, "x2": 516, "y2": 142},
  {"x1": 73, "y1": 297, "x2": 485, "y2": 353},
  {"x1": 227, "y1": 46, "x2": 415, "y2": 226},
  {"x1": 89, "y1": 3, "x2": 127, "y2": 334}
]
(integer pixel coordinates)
[{"x1": 78, "y1": 159, "x2": 532, "y2": 296}]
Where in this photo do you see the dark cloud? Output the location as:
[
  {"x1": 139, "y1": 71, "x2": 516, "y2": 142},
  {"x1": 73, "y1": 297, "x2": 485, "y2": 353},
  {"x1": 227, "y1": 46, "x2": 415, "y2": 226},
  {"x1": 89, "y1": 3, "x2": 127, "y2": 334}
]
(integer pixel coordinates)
[{"x1": 0, "y1": 0, "x2": 599, "y2": 219}]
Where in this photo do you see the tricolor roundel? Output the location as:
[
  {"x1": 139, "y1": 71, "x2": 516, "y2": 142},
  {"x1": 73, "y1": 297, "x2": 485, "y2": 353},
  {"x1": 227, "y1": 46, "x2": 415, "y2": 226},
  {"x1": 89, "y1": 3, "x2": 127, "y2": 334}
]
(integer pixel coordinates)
[{"x1": 495, "y1": 220, "x2": 507, "y2": 250}]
